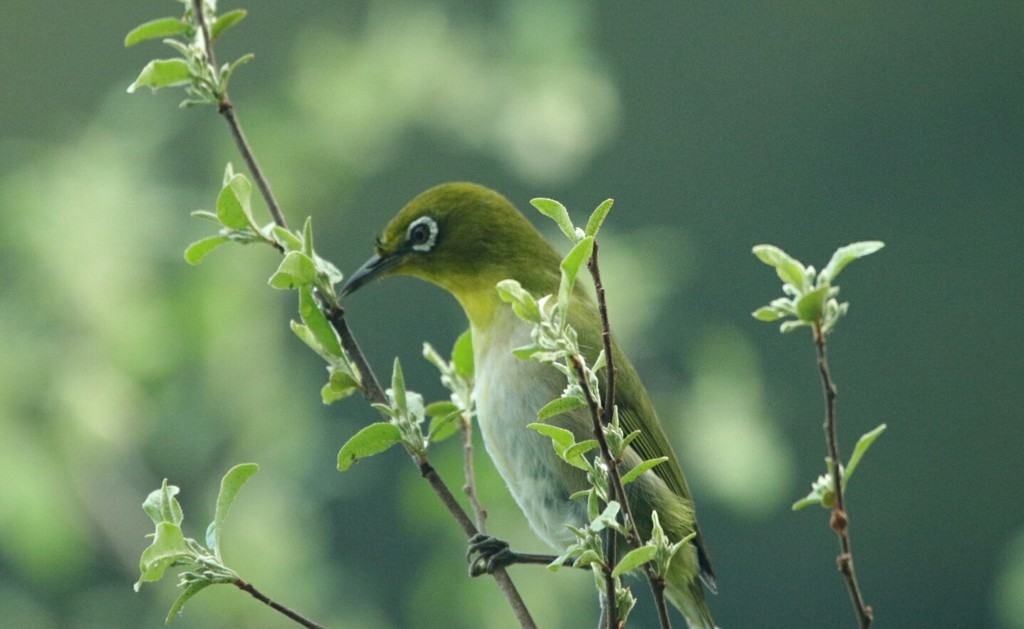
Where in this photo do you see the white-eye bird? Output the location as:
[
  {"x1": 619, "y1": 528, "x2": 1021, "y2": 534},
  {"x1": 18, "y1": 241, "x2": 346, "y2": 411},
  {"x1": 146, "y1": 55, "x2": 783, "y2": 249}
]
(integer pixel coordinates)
[{"x1": 341, "y1": 182, "x2": 716, "y2": 628}]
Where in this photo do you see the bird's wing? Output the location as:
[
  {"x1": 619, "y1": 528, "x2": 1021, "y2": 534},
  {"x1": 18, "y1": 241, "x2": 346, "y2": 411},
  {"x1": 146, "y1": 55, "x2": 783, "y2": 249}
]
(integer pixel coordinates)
[{"x1": 572, "y1": 302, "x2": 716, "y2": 586}]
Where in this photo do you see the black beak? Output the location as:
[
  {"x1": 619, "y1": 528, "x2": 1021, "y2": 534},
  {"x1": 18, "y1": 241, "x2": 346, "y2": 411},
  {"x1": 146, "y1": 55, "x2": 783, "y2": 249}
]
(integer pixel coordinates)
[{"x1": 340, "y1": 253, "x2": 401, "y2": 297}]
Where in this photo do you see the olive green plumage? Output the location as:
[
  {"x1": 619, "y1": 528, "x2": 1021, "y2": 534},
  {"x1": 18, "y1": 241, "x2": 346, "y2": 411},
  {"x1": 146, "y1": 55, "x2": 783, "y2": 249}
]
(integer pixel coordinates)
[{"x1": 343, "y1": 182, "x2": 716, "y2": 628}]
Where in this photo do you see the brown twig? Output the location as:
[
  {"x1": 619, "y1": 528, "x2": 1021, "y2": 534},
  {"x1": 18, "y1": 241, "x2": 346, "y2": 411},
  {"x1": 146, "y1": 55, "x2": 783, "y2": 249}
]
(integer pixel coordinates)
[
  {"x1": 577, "y1": 240, "x2": 673, "y2": 629},
  {"x1": 813, "y1": 323, "x2": 873, "y2": 629},
  {"x1": 460, "y1": 411, "x2": 489, "y2": 532},
  {"x1": 588, "y1": 241, "x2": 623, "y2": 629},
  {"x1": 192, "y1": 0, "x2": 289, "y2": 233},
  {"x1": 233, "y1": 578, "x2": 327, "y2": 629}
]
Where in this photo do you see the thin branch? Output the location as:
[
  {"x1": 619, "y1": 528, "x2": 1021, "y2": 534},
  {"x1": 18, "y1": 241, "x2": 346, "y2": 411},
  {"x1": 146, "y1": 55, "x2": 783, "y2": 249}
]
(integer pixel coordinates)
[
  {"x1": 192, "y1": 0, "x2": 289, "y2": 232},
  {"x1": 573, "y1": 354, "x2": 670, "y2": 629},
  {"x1": 650, "y1": 575, "x2": 672, "y2": 629},
  {"x1": 589, "y1": 241, "x2": 624, "y2": 629},
  {"x1": 420, "y1": 461, "x2": 537, "y2": 629},
  {"x1": 218, "y1": 105, "x2": 289, "y2": 231},
  {"x1": 605, "y1": 529, "x2": 618, "y2": 629},
  {"x1": 578, "y1": 241, "x2": 673, "y2": 629},
  {"x1": 191, "y1": 0, "x2": 218, "y2": 71},
  {"x1": 233, "y1": 578, "x2": 327, "y2": 629},
  {"x1": 813, "y1": 324, "x2": 873, "y2": 629},
  {"x1": 460, "y1": 412, "x2": 489, "y2": 532},
  {"x1": 323, "y1": 303, "x2": 386, "y2": 404},
  {"x1": 588, "y1": 241, "x2": 617, "y2": 426}
]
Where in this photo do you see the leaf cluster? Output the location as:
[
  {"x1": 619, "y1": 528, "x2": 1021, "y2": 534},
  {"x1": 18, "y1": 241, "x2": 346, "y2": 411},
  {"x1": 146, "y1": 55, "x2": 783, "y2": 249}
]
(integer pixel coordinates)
[
  {"x1": 792, "y1": 424, "x2": 887, "y2": 511},
  {"x1": 135, "y1": 464, "x2": 259, "y2": 622},
  {"x1": 338, "y1": 334, "x2": 477, "y2": 470},
  {"x1": 752, "y1": 241, "x2": 884, "y2": 335},
  {"x1": 126, "y1": 0, "x2": 252, "y2": 107}
]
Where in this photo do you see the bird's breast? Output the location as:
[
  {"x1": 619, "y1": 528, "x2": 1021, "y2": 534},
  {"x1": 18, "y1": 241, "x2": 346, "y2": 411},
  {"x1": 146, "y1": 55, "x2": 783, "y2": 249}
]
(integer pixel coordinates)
[{"x1": 472, "y1": 310, "x2": 588, "y2": 549}]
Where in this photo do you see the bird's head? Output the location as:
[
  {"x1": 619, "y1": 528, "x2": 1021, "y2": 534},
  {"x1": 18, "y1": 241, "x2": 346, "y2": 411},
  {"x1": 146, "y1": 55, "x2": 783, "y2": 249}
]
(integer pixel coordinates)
[{"x1": 341, "y1": 182, "x2": 562, "y2": 326}]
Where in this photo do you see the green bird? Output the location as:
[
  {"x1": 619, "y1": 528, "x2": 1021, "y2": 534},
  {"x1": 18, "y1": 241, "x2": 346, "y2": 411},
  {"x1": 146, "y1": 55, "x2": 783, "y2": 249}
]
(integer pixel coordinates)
[{"x1": 342, "y1": 182, "x2": 716, "y2": 628}]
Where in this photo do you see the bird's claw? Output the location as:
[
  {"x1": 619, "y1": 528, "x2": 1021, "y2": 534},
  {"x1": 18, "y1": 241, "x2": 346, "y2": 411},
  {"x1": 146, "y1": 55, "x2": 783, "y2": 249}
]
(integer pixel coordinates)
[{"x1": 466, "y1": 533, "x2": 516, "y2": 577}]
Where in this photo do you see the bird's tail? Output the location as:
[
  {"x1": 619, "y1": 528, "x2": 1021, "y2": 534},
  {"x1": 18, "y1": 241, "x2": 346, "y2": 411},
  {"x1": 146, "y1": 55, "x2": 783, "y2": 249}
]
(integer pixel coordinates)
[{"x1": 665, "y1": 547, "x2": 718, "y2": 629}]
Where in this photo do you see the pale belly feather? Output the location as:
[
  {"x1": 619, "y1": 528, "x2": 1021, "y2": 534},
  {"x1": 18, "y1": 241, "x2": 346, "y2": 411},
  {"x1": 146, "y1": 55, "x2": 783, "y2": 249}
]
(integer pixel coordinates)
[{"x1": 472, "y1": 310, "x2": 588, "y2": 550}]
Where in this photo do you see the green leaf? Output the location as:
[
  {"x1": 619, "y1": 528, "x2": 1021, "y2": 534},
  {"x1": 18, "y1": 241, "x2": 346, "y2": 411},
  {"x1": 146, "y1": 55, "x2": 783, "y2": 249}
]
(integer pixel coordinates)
[
  {"x1": 127, "y1": 59, "x2": 192, "y2": 93},
  {"x1": 184, "y1": 236, "x2": 230, "y2": 265},
  {"x1": 511, "y1": 344, "x2": 543, "y2": 360},
  {"x1": 272, "y1": 226, "x2": 303, "y2": 252},
  {"x1": 390, "y1": 358, "x2": 407, "y2": 416},
  {"x1": 563, "y1": 439, "x2": 599, "y2": 463},
  {"x1": 574, "y1": 549, "x2": 604, "y2": 568},
  {"x1": 585, "y1": 199, "x2": 614, "y2": 237},
  {"x1": 290, "y1": 321, "x2": 321, "y2": 355},
  {"x1": 125, "y1": 17, "x2": 188, "y2": 47},
  {"x1": 843, "y1": 423, "x2": 886, "y2": 487},
  {"x1": 208, "y1": 463, "x2": 258, "y2": 560},
  {"x1": 428, "y1": 410, "x2": 462, "y2": 442},
  {"x1": 751, "y1": 305, "x2": 785, "y2": 322},
  {"x1": 792, "y1": 469, "x2": 835, "y2": 511},
  {"x1": 495, "y1": 279, "x2": 542, "y2": 323},
  {"x1": 752, "y1": 244, "x2": 807, "y2": 290},
  {"x1": 337, "y1": 423, "x2": 402, "y2": 471},
  {"x1": 371, "y1": 403, "x2": 400, "y2": 420},
  {"x1": 135, "y1": 522, "x2": 191, "y2": 591},
  {"x1": 558, "y1": 236, "x2": 595, "y2": 307},
  {"x1": 620, "y1": 456, "x2": 668, "y2": 485},
  {"x1": 780, "y1": 319, "x2": 810, "y2": 333},
  {"x1": 560, "y1": 236, "x2": 595, "y2": 286},
  {"x1": 299, "y1": 286, "x2": 343, "y2": 358},
  {"x1": 821, "y1": 241, "x2": 885, "y2": 282},
  {"x1": 796, "y1": 285, "x2": 830, "y2": 322},
  {"x1": 612, "y1": 545, "x2": 658, "y2": 578},
  {"x1": 426, "y1": 401, "x2": 459, "y2": 416},
  {"x1": 314, "y1": 254, "x2": 345, "y2": 288},
  {"x1": 452, "y1": 329, "x2": 474, "y2": 379},
  {"x1": 301, "y1": 216, "x2": 315, "y2": 257},
  {"x1": 531, "y1": 198, "x2": 577, "y2": 241},
  {"x1": 165, "y1": 580, "x2": 212, "y2": 623},
  {"x1": 536, "y1": 396, "x2": 585, "y2": 421},
  {"x1": 527, "y1": 422, "x2": 576, "y2": 450},
  {"x1": 222, "y1": 163, "x2": 236, "y2": 186},
  {"x1": 220, "y1": 54, "x2": 255, "y2": 87},
  {"x1": 210, "y1": 8, "x2": 247, "y2": 41},
  {"x1": 268, "y1": 251, "x2": 317, "y2": 289},
  {"x1": 190, "y1": 210, "x2": 220, "y2": 223},
  {"x1": 142, "y1": 481, "x2": 183, "y2": 526},
  {"x1": 590, "y1": 501, "x2": 622, "y2": 532},
  {"x1": 321, "y1": 369, "x2": 359, "y2": 404},
  {"x1": 216, "y1": 174, "x2": 254, "y2": 230}
]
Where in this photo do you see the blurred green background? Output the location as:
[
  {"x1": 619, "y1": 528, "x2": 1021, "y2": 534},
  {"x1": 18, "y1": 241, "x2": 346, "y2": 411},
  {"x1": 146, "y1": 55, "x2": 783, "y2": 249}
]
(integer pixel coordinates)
[{"x1": 2, "y1": 1, "x2": 1022, "y2": 627}]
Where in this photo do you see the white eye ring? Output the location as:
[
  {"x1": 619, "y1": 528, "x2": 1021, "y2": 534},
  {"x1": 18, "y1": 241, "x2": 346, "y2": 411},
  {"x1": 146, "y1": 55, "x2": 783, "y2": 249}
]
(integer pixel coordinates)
[{"x1": 408, "y1": 216, "x2": 438, "y2": 252}]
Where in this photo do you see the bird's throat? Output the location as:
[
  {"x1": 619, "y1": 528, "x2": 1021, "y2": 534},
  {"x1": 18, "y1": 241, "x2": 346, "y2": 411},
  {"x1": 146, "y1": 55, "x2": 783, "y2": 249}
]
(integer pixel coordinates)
[{"x1": 450, "y1": 281, "x2": 507, "y2": 331}]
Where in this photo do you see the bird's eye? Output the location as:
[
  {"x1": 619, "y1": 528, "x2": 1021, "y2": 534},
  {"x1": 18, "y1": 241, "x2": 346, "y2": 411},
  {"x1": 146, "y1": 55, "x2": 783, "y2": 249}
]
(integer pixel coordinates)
[{"x1": 407, "y1": 216, "x2": 438, "y2": 252}]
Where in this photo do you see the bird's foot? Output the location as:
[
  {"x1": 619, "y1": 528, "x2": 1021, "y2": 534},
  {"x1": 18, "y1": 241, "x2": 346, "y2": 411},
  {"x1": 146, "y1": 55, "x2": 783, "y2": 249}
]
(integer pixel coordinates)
[{"x1": 466, "y1": 533, "x2": 518, "y2": 577}]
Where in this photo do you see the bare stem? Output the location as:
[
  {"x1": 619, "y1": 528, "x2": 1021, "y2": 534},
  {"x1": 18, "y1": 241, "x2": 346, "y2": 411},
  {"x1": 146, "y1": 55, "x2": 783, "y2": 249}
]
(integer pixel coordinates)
[
  {"x1": 813, "y1": 324, "x2": 873, "y2": 629},
  {"x1": 219, "y1": 105, "x2": 289, "y2": 231},
  {"x1": 323, "y1": 303, "x2": 386, "y2": 404},
  {"x1": 460, "y1": 411, "x2": 489, "y2": 532},
  {"x1": 651, "y1": 576, "x2": 672, "y2": 629},
  {"x1": 588, "y1": 242, "x2": 617, "y2": 425},
  {"x1": 580, "y1": 241, "x2": 672, "y2": 629},
  {"x1": 604, "y1": 560, "x2": 618, "y2": 629},
  {"x1": 192, "y1": 0, "x2": 289, "y2": 233},
  {"x1": 233, "y1": 578, "x2": 327, "y2": 629},
  {"x1": 191, "y1": 0, "x2": 218, "y2": 71}
]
